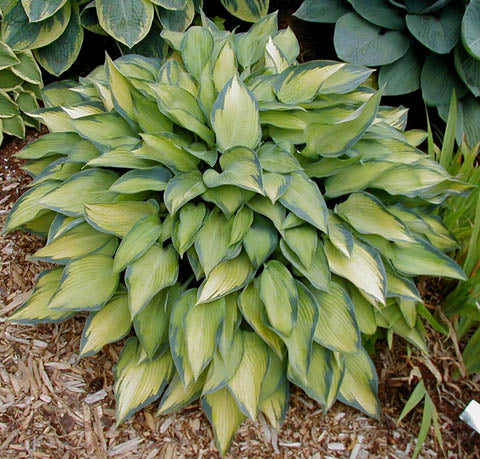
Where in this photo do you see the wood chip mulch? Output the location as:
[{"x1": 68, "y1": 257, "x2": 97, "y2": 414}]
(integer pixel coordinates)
[{"x1": 1, "y1": 133, "x2": 479, "y2": 458}]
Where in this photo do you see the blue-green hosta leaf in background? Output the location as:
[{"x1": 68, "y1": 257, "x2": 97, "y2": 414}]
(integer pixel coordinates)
[
  {"x1": 334, "y1": 12, "x2": 410, "y2": 66},
  {"x1": 295, "y1": 0, "x2": 480, "y2": 145},
  {"x1": 4, "y1": 17, "x2": 470, "y2": 457}
]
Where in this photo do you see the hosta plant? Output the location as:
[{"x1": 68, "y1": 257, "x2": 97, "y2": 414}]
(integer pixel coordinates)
[
  {"x1": 0, "y1": 0, "x2": 269, "y2": 76},
  {"x1": 0, "y1": 38, "x2": 41, "y2": 143},
  {"x1": 294, "y1": 0, "x2": 480, "y2": 147},
  {"x1": 3, "y1": 14, "x2": 470, "y2": 456}
]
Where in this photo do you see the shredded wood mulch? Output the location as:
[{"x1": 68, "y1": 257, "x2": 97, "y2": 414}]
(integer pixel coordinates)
[{"x1": 1, "y1": 134, "x2": 479, "y2": 458}]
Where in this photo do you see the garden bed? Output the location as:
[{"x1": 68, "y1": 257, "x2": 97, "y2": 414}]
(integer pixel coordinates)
[{"x1": 1, "y1": 134, "x2": 479, "y2": 458}]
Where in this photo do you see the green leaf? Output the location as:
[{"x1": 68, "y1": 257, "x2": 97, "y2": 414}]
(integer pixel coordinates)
[
  {"x1": 220, "y1": 0, "x2": 269, "y2": 22},
  {"x1": 273, "y1": 61, "x2": 344, "y2": 105},
  {"x1": 113, "y1": 215, "x2": 162, "y2": 272},
  {"x1": 195, "y1": 208, "x2": 240, "y2": 275},
  {"x1": 334, "y1": 12, "x2": 410, "y2": 66},
  {"x1": 10, "y1": 50, "x2": 42, "y2": 84},
  {"x1": 21, "y1": 0, "x2": 67, "y2": 22},
  {"x1": 133, "y1": 290, "x2": 169, "y2": 360},
  {"x1": 350, "y1": 0, "x2": 404, "y2": 30},
  {"x1": 157, "y1": 371, "x2": 205, "y2": 416},
  {"x1": 294, "y1": 0, "x2": 350, "y2": 24},
  {"x1": 114, "y1": 337, "x2": 174, "y2": 424},
  {"x1": 3, "y1": 181, "x2": 59, "y2": 234},
  {"x1": 203, "y1": 146, "x2": 263, "y2": 194},
  {"x1": 197, "y1": 252, "x2": 254, "y2": 304},
  {"x1": 211, "y1": 74, "x2": 261, "y2": 152},
  {"x1": 85, "y1": 199, "x2": 158, "y2": 237},
  {"x1": 0, "y1": 41, "x2": 19, "y2": 70},
  {"x1": 0, "y1": 89, "x2": 19, "y2": 118},
  {"x1": 378, "y1": 48, "x2": 421, "y2": 96},
  {"x1": 282, "y1": 224, "x2": 317, "y2": 269},
  {"x1": 281, "y1": 281, "x2": 318, "y2": 381},
  {"x1": 421, "y1": 54, "x2": 467, "y2": 106},
  {"x1": 279, "y1": 172, "x2": 328, "y2": 232},
  {"x1": 462, "y1": 0, "x2": 480, "y2": 59},
  {"x1": 227, "y1": 332, "x2": 268, "y2": 419},
  {"x1": 80, "y1": 292, "x2": 131, "y2": 357},
  {"x1": 260, "y1": 260, "x2": 298, "y2": 337},
  {"x1": 157, "y1": 0, "x2": 195, "y2": 31},
  {"x1": 214, "y1": 40, "x2": 237, "y2": 93},
  {"x1": 126, "y1": 244, "x2": 179, "y2": 317},
  {"x1": 34, "y1": 2, "x2": 84, "y2": 76},
  {"x1": 173, "y1": 202, "x2": 206, "y2": 257},
  {"x1": 96, "y1": 0, "x2": 154, "y2": 47},
  {"x1": 304, "y1": 91, "x2": 381, "y2": 158},
  {"x1": 109, "y1": 167, "x2": 172, "y2": 194},
  {"x1": 335, "y1": 192, "x2": 414, "y2": 242},
  {"x1": 33, "y1": 222, "x2": 116, "y2": 264},
  {"x1": 8, "y1": 269, "x2": 74, "y2": 324},
  {"x1": 135, "y1": 133, "x2": 199, "y2": 172},
  {"x1": 406, "y1": 4, "x2": 462, "y2": 54},
  {"x1": 169, "y1": 289, "x2": 196, "y2": 387},
  {"x1": 2, "y1": 2, "x2": 71, "y2": 51},
  {"x1": 338, "y1": 348, "x2": 380, "y2": 419},
  {"x1": 288, "y1": 343, "x2": 341, "y2": 410},
  {"x1": 181, "y1": 26, "x2": 213, "y2": 81},
  {"x1": 238, "y1": 280, "x2": 284, "y2": 358},
  {"x1": 230, "y1": 206, "x2": 253, "y2": 245},
  {"x1": 243, "y1": 215, "x2": 277, "y2": 269},
  {"x1": 311, "y1": 281, "x2": 361, "y2": 353},
  {"x1": 48, "y1": 254, "x2": 120, "y2": 311},
  {"x1": 164, "y1": 170, "x2": 206, "y2": 215},
  {"x1": 185, "y1": 296, "x2": 226, "y2": 380},
  {"x1": 324, "y1": 238, "x2": 386, "y2": 305},
  {"x1": 202, "y1": 388, "x2": 245, "y2": 456},
  {"x1": 454, "y1": 44, "x2": 480, "y2": 98},
  {"x1": 280, "y1": 239, "x2": 331, "y2": 292}
]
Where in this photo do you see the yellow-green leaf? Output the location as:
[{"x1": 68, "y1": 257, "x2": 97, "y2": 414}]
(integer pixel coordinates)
[
  {"x1": 48, "y1": 254, "x2": 120, "y2": 311},
  {"x1": 80, "y1": 292, "x2": 131, "y2": 357},
  {"x1": 126, "y1": 244, "x2": 179, "y2": 317}
]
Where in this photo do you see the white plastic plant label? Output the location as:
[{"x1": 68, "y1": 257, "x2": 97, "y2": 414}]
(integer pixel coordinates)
[{"x1": 460, "y1": 400, "x2": 480, "y2": 434}]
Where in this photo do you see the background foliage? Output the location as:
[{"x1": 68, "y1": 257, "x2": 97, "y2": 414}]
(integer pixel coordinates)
[{"x1": 295, "y1": 0, "x2": 480, "y2": 147}]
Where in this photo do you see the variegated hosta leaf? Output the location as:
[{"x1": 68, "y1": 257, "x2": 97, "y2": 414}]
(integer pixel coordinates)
[
  {"x1": 335, "y1": 192, "x2": 414, "y2": 243},
  {"x1": 203, "y1": 146, "x2": 264, "y2": 194},
  {"x1": 274, "y1": 61, "x2": 344, "y2": 105},
  {"x1": 219, "y1": 293, "x2": 241, "y2": 357},
  {"x1": 173, "y1": 202, "x2": 206, "y2": 257},
  {"x1": 195, "y1": 207, "x2": 240, "y2": 275},
  {"x1": 39, "y1": 169, "x2": 118, "y2": 217},
  {"x1": 8, "y1": 269, "x2": 74, "y2": 324},
  {"x1": 324, "y1": 239, "x2": 386, "y2": 305},
  {"x1": 133, "y1": 290, "x2": 169, "y2": 360},
  {"x1": 114, "y1": 337, "x2": 174, "y2": 424},
  {"x1": 113, "y1": 214, "x2": 162, "y2": 272},
  {"x1": 181, "y1": 26, "x2": 214, "y2": 81},
  {"x1": 243, "y1": 215, "x2": 277, "y2": 268},
  {"x1": 304, "y1": 91, "x2": 381, "y2": 157},
  {"x1": 33, "y1": 222, "x2": 116, "y2": 264},
  {"x1": 288, "y1": 343, "x2": 343, "y2": 411},
  {"x1": 279, "y1": 172, "x2": 328, "y2": 233},
  {"x1": 260, "y1": 260, "x2": 298, "y2": 337},
  {"x1": 220, "y1": 0, "x2": 269, "y2": 22},
  {"x1": 230, "y1": 206, "x2": 253, "y2": 245},
  {"x1": 202, "y1": 387, "x2": 246, "y2": 457},
  {"x1": 157, "y1": 371, "x2": 206, "y2": 416},
  {"x1": 211, "y1": 74, "x2": 261, "y2": 152},
  {"x1": 96, "y1": 0, "x2": 154, "y2": 48},
  {"x1": 238, "y1": 280, "x2": 285, "y2": 358},
  {"x1": 338, "y1": 349, "x2": 381, "y2": 419},
  {"x1": 126, "y1": 244, "x2": 179, "y2": 317},
  {"x1": 260, "y1": 377, "x2": 289, "y2": 430},
  {"x1": 80, "y1": 292, "x2": 131, "y2": 357},
  {"x1": 282, "y1": 224, "x2": 317, "y2": 269},
  {"x1": 227, "y1": 331, "x2": 268, "y2": 420},
  {"x1": 197, "y1": 252, "x2": 254, "y2": 304},
  {"x1": 213, "y1": 40, "x2": 237, "y2": 93},
  {"x1": 281, "y1": 281, "x2": 318, "y2": 381},
  {"x1": 109, "y1": 167, "x2": 172, "y2": 194},
  {"x1": 85, "y1": 199, "x2": 159, "y2": 237},
  {"x1": 311, "y1": 281, "x2": 361, "y2": 354},
  {"x1": 185, "y1": 296, "x2": 226, "y2": 380},
  {"x1": 164, "y1": 170, "x2": 207, "y2": 215},
  {"x1": 48, "y1": 254, "x2": 120, "y2": 311}
]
